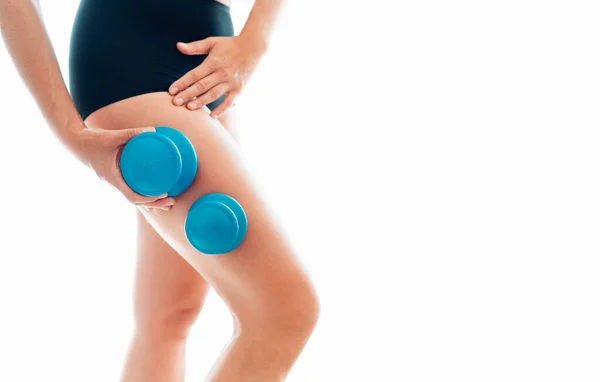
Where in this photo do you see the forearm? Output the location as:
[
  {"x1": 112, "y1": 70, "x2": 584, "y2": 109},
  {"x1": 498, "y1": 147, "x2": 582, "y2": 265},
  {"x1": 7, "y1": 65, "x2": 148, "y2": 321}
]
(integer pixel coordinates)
[
  {"x1": 0, "y1": 0, "x2": 86, "y2": 162},
  {"x1": 239, "y1": 0, "x2": 285, "y2": 53}
]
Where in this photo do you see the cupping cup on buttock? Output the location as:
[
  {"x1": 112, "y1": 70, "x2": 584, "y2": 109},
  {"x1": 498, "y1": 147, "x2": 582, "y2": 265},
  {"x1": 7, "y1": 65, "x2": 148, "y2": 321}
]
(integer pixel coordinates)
[
  {"x1": 185, "y1": 193, "x2": 248, "y2": 255},
  {"x1": 120, "y1": 126, "x2": 198, "y2": 197}
]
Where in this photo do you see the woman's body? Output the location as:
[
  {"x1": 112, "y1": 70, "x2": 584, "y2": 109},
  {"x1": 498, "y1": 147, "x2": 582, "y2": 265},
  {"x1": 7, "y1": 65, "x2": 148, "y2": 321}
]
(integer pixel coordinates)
[
  {"x1": 0, "y1": 1, "x2": 319, "y2": 381},
  {"x1": 69, "y1": 0, "x2": 235, "y2": 121}
]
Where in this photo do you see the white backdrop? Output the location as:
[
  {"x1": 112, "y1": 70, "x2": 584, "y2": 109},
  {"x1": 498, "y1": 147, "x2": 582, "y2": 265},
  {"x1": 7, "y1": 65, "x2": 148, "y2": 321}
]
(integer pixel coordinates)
[{"x1": 1, "y1": 0, "x2": 600, "y2": 381}]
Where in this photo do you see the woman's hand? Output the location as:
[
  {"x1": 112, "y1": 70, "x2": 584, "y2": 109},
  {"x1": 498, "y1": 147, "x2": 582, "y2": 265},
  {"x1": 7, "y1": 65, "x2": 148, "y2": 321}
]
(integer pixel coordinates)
[
  {"x1": 169, "y1": 35, "x2": 266, "y2": 119},
  {"x1": 72, "y1": 127, "x2": 175, "y2": 211}
]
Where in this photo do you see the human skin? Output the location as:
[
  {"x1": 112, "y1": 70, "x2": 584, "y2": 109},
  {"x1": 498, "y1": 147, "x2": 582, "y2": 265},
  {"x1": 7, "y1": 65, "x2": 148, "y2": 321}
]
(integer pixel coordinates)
[
  {"x1": 0, "y1": 0, "x2": 320, "y2": 381},
  {"x1": 169, "y1": 0, "x2": 286, "y2": 119},
  {"x1": 88, "y1": 92, "x2": 319, "y2": 382},
  {"x1": 119, "y1": 110, "x2": 239, "y2": 381}
]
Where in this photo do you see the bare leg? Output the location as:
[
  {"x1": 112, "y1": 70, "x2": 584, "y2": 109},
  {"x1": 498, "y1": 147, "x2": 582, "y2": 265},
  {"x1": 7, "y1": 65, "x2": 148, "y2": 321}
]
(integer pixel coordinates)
[
  {"x1": 120, "y1": 213, "x2": 209, "y2": 382},
  {"x1": 86, "y1": 93, "x2": 319, "y2": 382},
  {"x1": 118, "y1": 109, "x2": 240, "y2": 382}
]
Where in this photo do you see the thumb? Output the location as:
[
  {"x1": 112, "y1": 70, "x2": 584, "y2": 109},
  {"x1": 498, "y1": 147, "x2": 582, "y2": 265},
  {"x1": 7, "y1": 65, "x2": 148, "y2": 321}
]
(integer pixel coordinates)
[
  {"x1": 177, "y1": 38, "x2": 217, "y2": 55},
  {"x1": 115, "y1": 126, "x2": 156, "y2": 144}
]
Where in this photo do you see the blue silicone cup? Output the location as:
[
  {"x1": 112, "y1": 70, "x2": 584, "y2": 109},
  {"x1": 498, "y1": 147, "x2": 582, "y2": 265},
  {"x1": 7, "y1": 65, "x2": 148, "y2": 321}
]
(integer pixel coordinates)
[
  {"x1": 155, "y1": 126, "x2": 198, "y2": 197},
  {"x1": 184, "y1": 193, "x2": 248, "y2": 255},
  {"x1": 120, "y1": 132, "x2": 183, "y2": 197}
]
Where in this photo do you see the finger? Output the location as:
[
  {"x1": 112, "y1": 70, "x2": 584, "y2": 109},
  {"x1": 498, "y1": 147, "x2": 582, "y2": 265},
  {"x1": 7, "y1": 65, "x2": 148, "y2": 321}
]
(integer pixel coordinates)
[
  {"x1": 127, "y1": 190, "x2": 169, "y2": 205},
  {"x1": 210, "y1": 92, "x2": 239, "y2": 119},
  {"x1": 136, "y1": 197, "x2": 176, "y2": 209},
  {"x1": 188, "y1": 83, "x2": 230, "y2": 111},
  {"x1": 169, "y1": 59, "x2": 218, "y2": 100},
  {"x1": 114, "y1": 126, "x2": 156, "y2": 144},
  {"x1": 174, "y1": 71, "x2": 225, "y2": 106},
  {"x1": 176, "y1": 38, "x2": 217, "y2": 56},
  {"x1": 141, "y1": 206, "x2": 172, "y2": 212},
  {"x1": 115, "y1": 175, "x2": 168, "y2": 204}
]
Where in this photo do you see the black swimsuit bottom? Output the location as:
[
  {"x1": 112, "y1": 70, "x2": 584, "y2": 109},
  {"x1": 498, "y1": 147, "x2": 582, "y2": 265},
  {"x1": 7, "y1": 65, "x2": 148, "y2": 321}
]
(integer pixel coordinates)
[{"x1": 69, "y1": 0, "x2": 234, "y2": 121}]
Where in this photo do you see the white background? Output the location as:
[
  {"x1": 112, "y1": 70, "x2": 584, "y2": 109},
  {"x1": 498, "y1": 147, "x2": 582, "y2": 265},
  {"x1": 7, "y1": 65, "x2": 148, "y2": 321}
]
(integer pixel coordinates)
[{"x1": 1, "y1": 0, "x2": 600, "y2": 381}]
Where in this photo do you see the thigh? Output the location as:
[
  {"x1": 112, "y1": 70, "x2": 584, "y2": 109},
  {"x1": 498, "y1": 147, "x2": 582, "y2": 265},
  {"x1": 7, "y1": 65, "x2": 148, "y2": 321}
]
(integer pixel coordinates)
[
  {"x1": 86, "y1": 92, "x2": 316, "y2": 323},
  {"x1": 129, "y1": 106, "x2": 240, "y2": 328}
]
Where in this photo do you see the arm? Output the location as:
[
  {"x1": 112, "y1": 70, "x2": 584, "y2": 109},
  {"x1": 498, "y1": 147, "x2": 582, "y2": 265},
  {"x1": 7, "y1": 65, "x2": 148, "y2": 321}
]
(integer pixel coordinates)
[
  {"x1": 0, "y1": 0, "x2": 86, "y2": 163},
  {"x1": 239, "y1": 0, "x2": 286, "y2": 54},
  {"x1": 0, "y1": 0, "x2": 171, "y2": 208}
]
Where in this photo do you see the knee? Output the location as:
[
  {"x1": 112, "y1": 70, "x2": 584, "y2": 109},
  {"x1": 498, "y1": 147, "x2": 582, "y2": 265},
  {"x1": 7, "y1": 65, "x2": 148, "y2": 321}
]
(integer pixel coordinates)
[
  {"x1": 242, "y1": 281, "x2": 320, "y2": 342},
  {"x1": 293, "y1": 285, "x2": 321, "y2": 336},
  {"x1": 135, "y1": 298, "x2": 205, "y2": 341},
  {"x1": 284, "y1": 288, "x2": 320, "y2": 340}
]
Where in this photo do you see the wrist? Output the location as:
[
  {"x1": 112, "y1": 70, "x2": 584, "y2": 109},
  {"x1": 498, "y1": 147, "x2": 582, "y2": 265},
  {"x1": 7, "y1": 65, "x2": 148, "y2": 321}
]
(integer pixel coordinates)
[
  {"x1": 238, "y1": 30, "x2": 269, "y2": 57},
  {"x1": 59, "y1": 123, "x2": 92, "y2": 166}
]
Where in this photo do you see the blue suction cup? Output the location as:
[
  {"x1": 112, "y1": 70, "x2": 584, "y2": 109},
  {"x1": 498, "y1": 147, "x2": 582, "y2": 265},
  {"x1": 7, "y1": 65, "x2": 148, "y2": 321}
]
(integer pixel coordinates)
[
  {"x1": 155, "y1": 126, "x2": 198, "y2": 197},
  {"x1": 120, "y1": 132, "x2": 183, "y2": 197},
  {"x1": 184, "y1": 193, "x2": 248, "y2": 255}
]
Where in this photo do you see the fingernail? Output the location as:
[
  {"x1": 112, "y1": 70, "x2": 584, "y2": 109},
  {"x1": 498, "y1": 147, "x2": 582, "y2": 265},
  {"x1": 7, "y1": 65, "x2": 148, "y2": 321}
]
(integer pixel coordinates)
[
  {"x1": 175, "y1": 98, "x2": 184, "y2": 106},
  {"x1": 170, "y1": 87, "x2": 179, "y2": 95},
  {"x1": 213, "y1": 113, "x2": 222, "y2": 119},
  {"x1": 143, "y1": 206, "x2": 150, "y2": 212},
  {"x1": 160, "y1": 207, "x2": 170, "y2": 211},
  {"x1": 188, "y1": 103, "x2": 197, "y2": 110}
]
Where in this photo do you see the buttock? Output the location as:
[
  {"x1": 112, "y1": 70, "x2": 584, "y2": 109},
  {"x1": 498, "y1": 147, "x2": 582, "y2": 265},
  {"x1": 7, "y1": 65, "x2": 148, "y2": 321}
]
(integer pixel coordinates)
[{"x1": 68, "y1": 0, "x2": 235, "y2": 120}]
